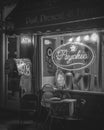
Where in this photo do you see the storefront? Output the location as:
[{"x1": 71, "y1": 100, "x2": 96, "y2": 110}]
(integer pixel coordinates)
[
  {"x1": 4, "y1": 1, "x2": 104, "y2": 118},
  {"x1": 41, "y1": 29, "x2": 104, "y2": 119}
]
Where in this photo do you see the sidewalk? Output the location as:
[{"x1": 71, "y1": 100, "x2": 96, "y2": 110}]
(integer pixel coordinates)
[
  {"x1": 0, "y1": 108, "x2": 37, "y2": 130},
  {"x1": 0, "y1": 107, "x2": 54, "y2": 130},
  {"x1": 1, "y1": 107, "x2": 102, "y2": 130}
]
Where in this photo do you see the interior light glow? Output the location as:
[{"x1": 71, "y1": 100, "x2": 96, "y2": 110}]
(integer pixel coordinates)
[
  {"x1": 68, "y1": 37, "x2": 73, "y2": 42},
  {"x1": 90, "y1": 33, "x2": 99, "y2": 42},
  {"x1": 83, "y1": 35, "x2": 90, "y2": 41},
  {"x1": 44, "y1": 40, "x2": 52, "y2": 45},
  {"x1": 75, "y1": 36, "x2": 81, "y2": 42}
]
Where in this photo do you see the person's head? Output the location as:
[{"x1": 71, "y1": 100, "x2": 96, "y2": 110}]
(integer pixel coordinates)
[
  {"x1": 55, "y1": 69, "x2": 65, "y2": 88},
  {"x1": 57, "y1": 73, "x2": 65, "y2": 86},
  {"x1": 42, "y1": 84, "x2": 54, "y2": 92}
]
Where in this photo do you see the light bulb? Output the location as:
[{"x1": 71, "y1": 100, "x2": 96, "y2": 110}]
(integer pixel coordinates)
[
  {"x1": 90, "y1": 33, "x2": 99, "y2": 42},
  {"x1": 68, "y1": 37, "x2": 73, "y2": 42},
  {"x1": 83, "y1": 35, "x2": 90, "y2": 41},
  {"x1": 76, "y1": 36, "x2": 81, "y2": 42}
]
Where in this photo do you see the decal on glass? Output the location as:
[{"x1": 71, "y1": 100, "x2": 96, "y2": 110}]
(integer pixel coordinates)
[{"x1": 14, "y1": 58, "x2": 31, "y2": 76}]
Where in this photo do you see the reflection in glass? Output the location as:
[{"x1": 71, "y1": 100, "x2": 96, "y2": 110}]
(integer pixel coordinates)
[
  {"x1": 66, "y1": 72, "x2": 73, "y2": 90},
  {"x1": 55, "y1": 69, "x2": 65, "y2": 90},
  {"x1": 94, "y1": 75, "x2": 97, "y2": 87},
  {"x1": 83, "y1": 73, "x2": 91, "y2": 91}
]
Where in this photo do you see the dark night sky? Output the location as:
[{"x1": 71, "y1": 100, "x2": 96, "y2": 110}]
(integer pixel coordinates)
[{"x1": 0, "y1": 0, "x2": 103, "y2": 11}]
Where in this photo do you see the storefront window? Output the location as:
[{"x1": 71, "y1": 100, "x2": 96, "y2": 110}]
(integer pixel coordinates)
[{"x1": 41, "y1": 30, "x2": 103, "y2": 93}]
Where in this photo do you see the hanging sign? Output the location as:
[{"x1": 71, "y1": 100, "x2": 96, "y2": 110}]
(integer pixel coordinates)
[
  {"x1": 52, "y1": 42, "x2": 95, "y2": 70},
  {"x1": 14, "y1": 58, "x2": 31, "y2": 76}
]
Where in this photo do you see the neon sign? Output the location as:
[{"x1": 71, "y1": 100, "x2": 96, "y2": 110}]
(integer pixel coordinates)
[{"x1": 52, "y1": 42, "x2": 95, "y2": 70}]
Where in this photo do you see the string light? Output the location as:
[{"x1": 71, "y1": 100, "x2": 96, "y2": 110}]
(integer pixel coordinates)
[
  {"x1": 90, "y1": 33, "x2": 99, "y2": 42},
  {"x1": 75, "y1": 36, "x2": 81, "y2": 42},
  {"x1": 83, "y1": 35, "x2": 90, "y2": 41},
  {"x1": 68, "y1": 37, "x2": 73, "y2": 42}
]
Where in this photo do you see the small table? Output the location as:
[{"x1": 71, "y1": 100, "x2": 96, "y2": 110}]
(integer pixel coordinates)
[
  {"x1": 43, "y1": 98, "x2": 78, "y2": 130},
  {"x1": 44, "y1": 98, "x2": 77, "y2": 117},
  {"x1": 60, "y1": 99, "x2": 77, "y2": 117}
]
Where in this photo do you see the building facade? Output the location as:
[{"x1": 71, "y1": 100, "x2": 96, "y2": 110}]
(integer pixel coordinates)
[{"x1": 1, "y1": 0, "x2": 104, "y2": 119}]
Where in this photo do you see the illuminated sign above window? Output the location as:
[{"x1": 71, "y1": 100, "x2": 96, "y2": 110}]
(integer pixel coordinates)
[{"x1": 21, "y1": 35, "x2": 32, "y2": 44}]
